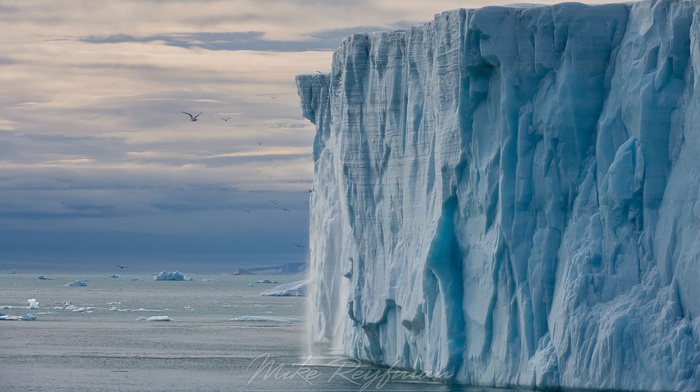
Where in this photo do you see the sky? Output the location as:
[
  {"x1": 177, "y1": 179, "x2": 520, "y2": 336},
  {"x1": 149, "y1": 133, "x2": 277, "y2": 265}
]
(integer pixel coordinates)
[{"x1": 0, "y1": 0, "x2": 628, "y2": 274}]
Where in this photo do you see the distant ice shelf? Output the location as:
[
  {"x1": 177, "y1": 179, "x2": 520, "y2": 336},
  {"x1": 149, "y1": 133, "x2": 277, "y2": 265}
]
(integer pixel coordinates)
[
  {"x1": 297, "y1": 0, "x2": 700, "y2": 391},
  {"x1": 231, "y1": 316, "x2": 300, "y2": 323}
]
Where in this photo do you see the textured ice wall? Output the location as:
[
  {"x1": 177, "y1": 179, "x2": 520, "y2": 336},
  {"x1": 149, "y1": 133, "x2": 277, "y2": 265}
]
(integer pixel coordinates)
[{"x1": 297, "y1": 1, "x2": 700, "y2": 390}]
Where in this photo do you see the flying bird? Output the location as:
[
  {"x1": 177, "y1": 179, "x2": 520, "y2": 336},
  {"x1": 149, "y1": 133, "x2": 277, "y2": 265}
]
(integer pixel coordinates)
[
  {"x1": 221, "y1": 117, "x2": 231, "y2": 121},
  {"x1": 257, "y1": 142, "x2": 263, "y2": 145},
  {"x1": 270, "y1": 95, "x2": 276, "y2": 100},
  {"x1": 182, "y1": 111, "x2": 201, "y2": 121},
  {"x1": 245, "y1": 209, "x2": 252, "y2": 213},
  {"x1": 282, "y1": 208, "x2": 291, "y2": 212},
  {"x1": 293, "y1": 243, "x2": 303, "y2": 248},
  {"x1": 115, "y1": 265, "x2": 128, "y2": 269}
]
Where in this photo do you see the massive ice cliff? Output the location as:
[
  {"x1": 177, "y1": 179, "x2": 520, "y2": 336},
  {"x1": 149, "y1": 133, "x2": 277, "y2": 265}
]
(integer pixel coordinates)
[{"x1": 296, "y1": 1, "x2": 700, "y2": 390}]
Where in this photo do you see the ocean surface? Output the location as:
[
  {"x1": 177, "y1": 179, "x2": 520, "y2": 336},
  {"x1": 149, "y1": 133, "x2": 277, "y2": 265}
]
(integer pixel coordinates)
[{"x1": 1, "y1": 273, "x2": 531, "y2": 392}]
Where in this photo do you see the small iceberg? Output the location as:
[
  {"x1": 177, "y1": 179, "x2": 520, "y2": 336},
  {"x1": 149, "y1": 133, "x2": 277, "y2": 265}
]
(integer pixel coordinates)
[
  {"x1": 147, "y1": 316, "x2": 172, "y2": 322},
  {"x1": 154, "y1": 271, "x2": 192, "y2": 281},
  {"x1": 64, "y1": 305, "x2": 95, "y2": 312},
  {"x1": 64, "y1": 280, "x2": 87, "y2": 287},
  {"x1": 0, "y1": 313, "x2": 37, "y2": 321},
  {"x1": 38, "y1": 275, "x2": 55, "y2": 280},
  {"x1": 1, "y1": 299, "x2": 40, "y2": 310},
  {"x1": 255, "y1": 279, "x2": 278, "y2": 284},
  {"x1": 109, "y1": 274, "x2": 120, "y2": 279},
  {"x1": 260, "y1": 280, "x2": 309, "y2": 297},
  {"x1": 231, "y1": 316, "x2": 300, "y2": 323}
]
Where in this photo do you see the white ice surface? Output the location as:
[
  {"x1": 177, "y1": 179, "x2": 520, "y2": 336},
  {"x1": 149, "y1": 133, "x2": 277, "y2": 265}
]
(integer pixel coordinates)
[
  {"x1": 259, "y1": 280, "x2": 309, "y2": 297},
  {"x1": 147, "y1": 316, "x2": 172, "y2": 322},
  {"x1": 64, "y1": 280, "x2": 87, "y2": 287}
]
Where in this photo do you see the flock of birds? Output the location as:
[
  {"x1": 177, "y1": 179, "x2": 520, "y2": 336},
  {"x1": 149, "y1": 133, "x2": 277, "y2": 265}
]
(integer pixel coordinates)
[{"x1": 181, "y1": 103, "x2": 315, "y2": 253}]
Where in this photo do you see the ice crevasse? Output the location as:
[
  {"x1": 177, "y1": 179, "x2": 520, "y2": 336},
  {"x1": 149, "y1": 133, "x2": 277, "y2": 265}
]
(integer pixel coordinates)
[{"x1": 297, "y1": 0, "x2": 700, "y2": 390}]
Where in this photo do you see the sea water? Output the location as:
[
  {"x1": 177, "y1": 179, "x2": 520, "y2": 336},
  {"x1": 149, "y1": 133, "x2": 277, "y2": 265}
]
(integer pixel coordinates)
[{"x1": 0, "y1": 273, "x2": 534, "y2": 392}]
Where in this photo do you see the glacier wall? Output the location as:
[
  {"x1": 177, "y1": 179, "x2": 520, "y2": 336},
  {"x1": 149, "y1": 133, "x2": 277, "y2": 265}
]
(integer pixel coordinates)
[{"x1": 297, "y1": 1, "x2": 700, "y2": 390}]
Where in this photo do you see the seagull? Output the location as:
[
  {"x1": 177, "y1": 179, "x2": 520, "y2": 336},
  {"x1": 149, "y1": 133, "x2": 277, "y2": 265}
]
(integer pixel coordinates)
[
  {"x1": 316, "y1": 70, "x2": 322, "y2": 74},
  {"x1": 116, "y1": 265, "x2": 128, "y2": 269},
  {"x1": 308, "y1": 188, "x2": 315, "y2": 193},
  {"x1": 182, "y1": 111, "x2": 201, "y2": 121},
  {"x1": 293, "y1": 243, "x2": 303, "y2": 248},
  {"x1": 245, "y1": 209, "x2": 252, "y2": 213},
  {"x1": 257, "y1": 142, "x2": 263, "y2": 145},
  {"x1": 282, "y1": 208, "x2": 291, "y2": 212},
  {"x1": 221, "y1": 116, "x2": 231, "y2": 121}
]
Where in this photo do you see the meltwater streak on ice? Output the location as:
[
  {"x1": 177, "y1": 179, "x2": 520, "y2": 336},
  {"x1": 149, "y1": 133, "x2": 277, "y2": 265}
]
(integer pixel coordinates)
[{"x1": 298, "y1": 1, "x2": 700, "y2": 391}]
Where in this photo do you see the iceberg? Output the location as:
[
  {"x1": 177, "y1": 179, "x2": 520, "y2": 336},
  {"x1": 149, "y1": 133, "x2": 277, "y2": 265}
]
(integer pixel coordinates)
[
  {"x1": 146, "y1": 316, "x2": 172, "y2": 321},
  {"x1": 64, "y1": 280, "x2": 87, "y2": 287},
  {"x1": 1, "y1": 299, "x2": 39, "y2": 310},
  {"x1": 153, "y1": 271, "x2": 192, "y2": 281},
  {"x1": 255, "y1": 279, "x2": 278, "y2": 284},
  {"x1": 259, "y1": 280, "x2": 309, "y2": 297},
  {"x1": 0, "y1": 313, "x2": 36, "y2": 321},
  {"x1": 297, "y1": 1, "x2": 700, "y2": 390}
]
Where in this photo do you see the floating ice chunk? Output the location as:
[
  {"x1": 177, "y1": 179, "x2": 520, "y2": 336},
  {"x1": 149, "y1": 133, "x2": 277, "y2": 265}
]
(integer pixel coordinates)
[
  {"x1": 260, "y1": 280, "x2": 309, "y2": 297},
  {"x1": 130, "y1": 308, "x2": 163, "y2": 312},
  {"x1": 128, "y1": 277, "x2": 142, "y2": 281},
  {"x1": 0, "y1": 313, "x2": 36, "y2": 321},
  {"x1": 38, "y1": 275, "x2": 54, "y2": 280},
  {"x1": 64, "y1": 280, "x2": 87, "y2": 287},
  {"x1": 147, "y1": 316, "x2": 172, "y2": 321},
  {"x1": 64, "y1": 305, "x2": 93, "y2": 312},
  {"x1": 230, "y1": 316, "x2": 300, "y2": 323},
  {"x1": 2, "y1": 299, "x2": 40, "y2": 310},
  {"x1": 109, "y1": 274, "x2": 120, "y2": 279},
  {"x1": 136, "y1": 316, "x2": 147, "y2": 321},
  {"x1": 255, "y1": 279, "x2": 278, "y2": 284},
  {"x1": 153, "y1": 271, "x2": 192, "y2": 281}
]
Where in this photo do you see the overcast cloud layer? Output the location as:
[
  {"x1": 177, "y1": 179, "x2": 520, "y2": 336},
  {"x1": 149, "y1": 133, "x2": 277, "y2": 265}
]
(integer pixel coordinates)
[{"x1": 0, "y1": 0, "x2": 630, "y2": 273}]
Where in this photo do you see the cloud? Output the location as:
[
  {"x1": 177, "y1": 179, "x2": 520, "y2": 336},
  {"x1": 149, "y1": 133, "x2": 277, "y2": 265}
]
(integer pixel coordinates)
[{"x1": 0, "y1": 0, "x2": 631, "y2": 270}]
